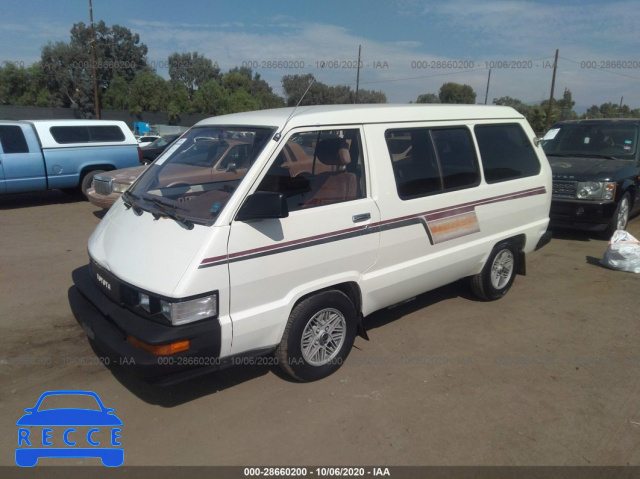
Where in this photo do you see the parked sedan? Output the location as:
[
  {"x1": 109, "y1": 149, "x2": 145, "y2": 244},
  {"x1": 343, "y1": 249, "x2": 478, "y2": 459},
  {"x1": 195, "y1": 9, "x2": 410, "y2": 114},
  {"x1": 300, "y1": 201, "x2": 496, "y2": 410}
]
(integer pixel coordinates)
[
  {"x1": 543, "y1": 118, "x2": 640, "y2": 236},
  {"x1": 86, "y1": 166, "x2": 146, "y2": 209},
  {"x1": 141, "y1": 134, "x2": 181, "y2": 164},
  {"x1": 87, "y1": 138, "x2": 256, "y2": 209},
  {"x1": 135, "y1": 135, "x2": 160, "y2": 146}
]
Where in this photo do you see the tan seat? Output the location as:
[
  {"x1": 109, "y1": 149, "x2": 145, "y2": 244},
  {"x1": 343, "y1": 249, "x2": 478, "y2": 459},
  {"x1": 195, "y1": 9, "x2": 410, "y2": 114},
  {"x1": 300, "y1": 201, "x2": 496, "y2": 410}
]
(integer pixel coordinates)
[{"x1": 303, "y1": 138, "x2": 357, "y2": 207}]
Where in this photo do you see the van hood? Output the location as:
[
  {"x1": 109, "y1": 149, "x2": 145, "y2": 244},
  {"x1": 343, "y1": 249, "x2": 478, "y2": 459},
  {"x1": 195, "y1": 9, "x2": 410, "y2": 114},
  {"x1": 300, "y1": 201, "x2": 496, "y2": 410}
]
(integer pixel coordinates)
[
  {"x1": 548, "y1": 155, "x2": 632, "y2": 181},
  {"x1": 88, "y1": 200, "x2": 212, "y2": 297}
]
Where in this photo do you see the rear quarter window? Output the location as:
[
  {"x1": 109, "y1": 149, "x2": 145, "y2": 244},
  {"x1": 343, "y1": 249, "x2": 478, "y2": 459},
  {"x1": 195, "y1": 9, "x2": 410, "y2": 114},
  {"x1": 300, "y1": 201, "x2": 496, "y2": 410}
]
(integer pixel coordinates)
[
  {"x1": 385, "y1": 127, "x2": 480, "y2": 200},
  {"x1": 474, "y1": 123, "x2": 540, "y2": 183},
  {"x1": 50, "y1": 126, "x2": 125, "y2": 144}
]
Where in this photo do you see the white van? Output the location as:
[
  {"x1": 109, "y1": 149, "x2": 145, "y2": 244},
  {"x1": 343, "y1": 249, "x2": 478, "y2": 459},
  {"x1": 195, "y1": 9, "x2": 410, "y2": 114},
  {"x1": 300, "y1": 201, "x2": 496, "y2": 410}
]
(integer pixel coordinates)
[{"x1": 69, "y1": 104, "x2": 551, "y2": 383}]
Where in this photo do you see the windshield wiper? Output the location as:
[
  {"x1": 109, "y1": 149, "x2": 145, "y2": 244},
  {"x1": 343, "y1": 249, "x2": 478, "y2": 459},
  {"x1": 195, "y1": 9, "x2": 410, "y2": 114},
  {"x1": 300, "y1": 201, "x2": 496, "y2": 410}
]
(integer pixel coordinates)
[
  {"x1": 546, "y1": 153, "x2": 622, "y2": 160},
  {"x1": 147, "y1": 197, "x2": 195, "y2": 230},
  {"x1": 122, "y1": 190, "x2": 146, "y2": 216}
]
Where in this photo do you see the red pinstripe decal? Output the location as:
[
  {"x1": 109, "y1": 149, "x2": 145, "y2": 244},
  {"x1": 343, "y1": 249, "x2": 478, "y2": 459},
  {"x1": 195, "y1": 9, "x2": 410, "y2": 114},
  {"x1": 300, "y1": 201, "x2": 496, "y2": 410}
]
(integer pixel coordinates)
[{"x1": 199, "y1": 186, "x2": 547, "y2": 267}]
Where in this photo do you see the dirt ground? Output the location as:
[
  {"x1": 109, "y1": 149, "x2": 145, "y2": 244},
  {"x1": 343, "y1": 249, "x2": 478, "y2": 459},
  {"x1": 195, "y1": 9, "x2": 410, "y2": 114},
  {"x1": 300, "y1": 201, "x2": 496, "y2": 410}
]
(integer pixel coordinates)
[{"x1": 2, "y1": 190, "x2": 640, "y2": 468}]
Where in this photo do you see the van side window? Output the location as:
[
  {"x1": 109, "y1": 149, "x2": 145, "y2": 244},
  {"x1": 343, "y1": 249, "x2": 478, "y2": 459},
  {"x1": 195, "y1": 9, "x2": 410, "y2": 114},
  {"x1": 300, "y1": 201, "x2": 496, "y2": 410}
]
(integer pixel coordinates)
[
  {"x1": 257, "y1": 129, "x2": 365, "y2": 211},
  {"x1": 385, "y1": 127, "x2": 479, "y2": 199},
  {"x1": 475, "y1": 124, "x2": 540, "y2": 183},
  {"x1": 50, "y1": 126, "x2": 125, "y2": 144},
  {"x1": 0, "y1": 125, "x2": 29, "y2": 153}
]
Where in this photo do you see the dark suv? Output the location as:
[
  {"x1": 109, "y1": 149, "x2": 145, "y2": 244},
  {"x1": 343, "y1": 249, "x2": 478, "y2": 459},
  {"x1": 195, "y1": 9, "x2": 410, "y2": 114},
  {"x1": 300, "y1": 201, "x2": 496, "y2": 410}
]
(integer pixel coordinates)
[{"x1": 543, "y1": 119, "x2": 640, "y2": 236}]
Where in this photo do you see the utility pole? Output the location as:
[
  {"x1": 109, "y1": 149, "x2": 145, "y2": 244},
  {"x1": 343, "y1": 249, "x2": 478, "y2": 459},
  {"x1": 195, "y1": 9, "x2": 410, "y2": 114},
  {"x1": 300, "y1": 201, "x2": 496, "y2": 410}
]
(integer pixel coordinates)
[
  {"x1": 89, "y1": 0, "x2": 100, "y2": 119},
  {"x1": 545, "y1": 49, "x2": 559, "y2": 130},
  {"x1": 619, "y1": 96, "x2": 624, "y2": 117},
  {"x1": 355, "y1": 45, "x2": 361, "y2": 104},
  {"x1": 484, "y1": 68, "x2": 491, "y2": 105}
]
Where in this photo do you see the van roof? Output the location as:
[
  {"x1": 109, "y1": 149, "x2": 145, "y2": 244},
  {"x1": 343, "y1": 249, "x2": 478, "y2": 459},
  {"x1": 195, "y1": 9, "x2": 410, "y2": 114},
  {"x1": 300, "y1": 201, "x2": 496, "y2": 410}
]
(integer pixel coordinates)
[
  {"x1": 195, "y1": 104, "x2": 523, "y2": 130},
  {"x1": 21, "y1": 119, "x2": 130, "y2": 127}
]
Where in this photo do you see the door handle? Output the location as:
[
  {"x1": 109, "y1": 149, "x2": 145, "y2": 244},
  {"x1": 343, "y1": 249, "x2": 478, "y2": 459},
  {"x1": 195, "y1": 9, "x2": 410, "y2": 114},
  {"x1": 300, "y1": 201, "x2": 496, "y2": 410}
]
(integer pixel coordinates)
[{"x1": 352, "y1": 213, "x2": 371, "y2": 223}]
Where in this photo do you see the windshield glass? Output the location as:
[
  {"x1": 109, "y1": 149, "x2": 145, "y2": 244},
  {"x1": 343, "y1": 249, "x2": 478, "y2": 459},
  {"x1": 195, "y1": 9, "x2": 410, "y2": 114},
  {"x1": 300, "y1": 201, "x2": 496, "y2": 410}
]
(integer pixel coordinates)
[
  {"x1": 542, "y1": 122, "x2": 638, "y2": 159},
  {"x1": 128, "y1": 125, "x2": 274, "y2": 226},
  {"x1": 148, "y1": 135, "x2": 178, "y2": 149}
]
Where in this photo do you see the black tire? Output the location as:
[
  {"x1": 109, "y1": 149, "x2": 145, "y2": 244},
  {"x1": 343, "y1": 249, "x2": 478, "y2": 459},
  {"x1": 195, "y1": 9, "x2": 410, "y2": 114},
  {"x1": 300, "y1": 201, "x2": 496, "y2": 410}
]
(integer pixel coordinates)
[
  {"x1": 470, "y1": 241, "x2": 518, "y2": 301},
  {"x1": 604, "y1": 192, "x2": 631, "y2": 238},
  {"x1": 276, "y1": 290, "x2": 357, "y2": 382},
  {"x1": 80, "y1": 169, "x2": 106, "y2": 196}
]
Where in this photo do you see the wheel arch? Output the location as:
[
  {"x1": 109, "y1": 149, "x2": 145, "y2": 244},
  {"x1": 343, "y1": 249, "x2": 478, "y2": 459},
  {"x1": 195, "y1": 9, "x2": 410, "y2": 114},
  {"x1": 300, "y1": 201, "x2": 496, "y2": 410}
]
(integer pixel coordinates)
[
  {"x1": 620, "y1": 183, "x2": 635, "y2": 209},
  {"x1": 500, "y1": 233, "x2": 527, "y2": 276},
  {"x1": 291, "y1": 281, "x2": 367, "y2": 339},
  {"x1": 80, "y1": 164, "x2": 116, "y2": 179}
]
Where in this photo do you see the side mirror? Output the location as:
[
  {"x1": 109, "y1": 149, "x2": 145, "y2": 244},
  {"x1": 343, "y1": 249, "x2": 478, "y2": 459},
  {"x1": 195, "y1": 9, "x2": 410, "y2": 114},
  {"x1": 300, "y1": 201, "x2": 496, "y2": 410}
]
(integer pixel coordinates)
[
  {"x1": 236, "y1": 191, "x2": 289, "y2": 221},
  {"x1": 225, "y1": 162, "x2": 237, "y2": 173}
]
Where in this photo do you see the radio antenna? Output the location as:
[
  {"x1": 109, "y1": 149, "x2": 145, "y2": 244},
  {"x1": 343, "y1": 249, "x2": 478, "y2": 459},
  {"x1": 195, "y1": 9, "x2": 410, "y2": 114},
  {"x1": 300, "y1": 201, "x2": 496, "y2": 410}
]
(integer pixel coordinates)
[{"x1": 273, "y1": 77, "x2": 316, "y2": 141}]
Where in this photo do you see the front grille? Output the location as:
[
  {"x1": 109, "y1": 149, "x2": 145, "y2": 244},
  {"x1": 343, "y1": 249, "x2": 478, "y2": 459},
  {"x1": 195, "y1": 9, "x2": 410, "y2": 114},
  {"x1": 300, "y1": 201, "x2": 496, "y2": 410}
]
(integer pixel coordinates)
[
  {"x1": 93, "y1": 177, "x2": 113, "y2": 196},
  {"x1": 552, "y1": 180, "x2": 576, "y2": 198}
]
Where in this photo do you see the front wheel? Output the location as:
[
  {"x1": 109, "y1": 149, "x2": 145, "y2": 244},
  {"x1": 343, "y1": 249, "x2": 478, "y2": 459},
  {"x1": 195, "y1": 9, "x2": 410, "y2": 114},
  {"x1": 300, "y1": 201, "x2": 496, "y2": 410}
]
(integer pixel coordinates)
[
  {"x1": 470, "y1": 241, "x2": 518, "y2": 301},
  {"x1": 604, "y1": 192, "x2": 631, "y2": 237},
  {"x1": 276, "y1": 290, "x2": 356, "y2": 382}
]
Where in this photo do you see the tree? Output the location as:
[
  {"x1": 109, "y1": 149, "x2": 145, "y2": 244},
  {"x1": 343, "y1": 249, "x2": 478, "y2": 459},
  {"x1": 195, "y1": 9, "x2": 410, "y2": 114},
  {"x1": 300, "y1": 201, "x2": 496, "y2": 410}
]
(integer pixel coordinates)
[
  {"x1": 69, "y1": 21, "x2": 150, "y2": 88},
  {"x1": 555, "y1": 88, "x2": 576, "y2": 121},
  {"x1": 355, "y1": 88, "x2": 387, "y2": 104},
  {"x1": 416, "y1": 93, "x2": 440, "y2": 104},
  {"x1": 16, "y1": 64, "x2": 50, "y2": 107},
  {"x1": 101, "y1": 74, "x2": 130, "y2": 110},
  {"x1": 526, "y1": 106, "x2": 549, "y2": 134},
  {"x1": 0, "y1": 63, "x2": 48, "y2": 106},
  {"x1": 39, "y1": 22, "x2": 150, "y2": 116},
  {"x1": 282, "y1": 74, "x2": 324, "y2": 106},
  {"x1": 438, "y1": 82, "x2": 476, "y2": 104},
  {"x1": 167, "y1": 84, "x2": 192, "y2": 123},
  {"x1": 492, "y1": 96, "x2": 530, "y2": 115},
  {"x1": 247, "y1": 71, "x2": 285, "y2": 109},
  {"x1": 128, "y1": 73, "x2": 169, "y2": 114},
  {"x1": 192, "y1": 79, "x2": 229, "y2": 115},
  {"x1": 583, "y1": 102, "x2": 640, "y2": 119},
  {"x1": 227, "y1": 89, "x2": 260, "y2": 113},
  {"x1": 168, "y1": 51, "x2": 221, "y2": 100},
  {"x1": 282, "y1": 74, "x2": 385, "y2": 106},
  {"x1": 41, "y1": 41, "x2": 94, "y2": 113},
  {"x1": 222, "y1": 71, "x2": 253, "y2": 94}
]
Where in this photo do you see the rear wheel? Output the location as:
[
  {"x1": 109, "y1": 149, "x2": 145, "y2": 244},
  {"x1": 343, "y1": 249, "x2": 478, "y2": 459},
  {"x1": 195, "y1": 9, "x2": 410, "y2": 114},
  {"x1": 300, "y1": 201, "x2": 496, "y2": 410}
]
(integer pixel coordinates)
[
  {"x1": 80, "y1": 169, "x2": 106, "y2": 197},
  {"x1": 470, "y1": 241, "x2": 518, "y2": 301},
  {"x1": 276, "y1": 290, "x2": 356, "y2": 382}
]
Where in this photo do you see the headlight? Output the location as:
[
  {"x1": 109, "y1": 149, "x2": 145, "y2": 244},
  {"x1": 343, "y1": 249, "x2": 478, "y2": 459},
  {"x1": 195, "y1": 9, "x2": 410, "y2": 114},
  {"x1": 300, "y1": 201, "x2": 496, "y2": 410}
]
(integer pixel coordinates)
[
  {"x1": 161, "y1": 294, "x2": 218, "y2": 326},
  {"x1": 576, "y1": 181, "x2": 615, "y2": 200},
  {"x1": 112, "y1": 182, "x2": 130, "y2": 193},
  {"x1": 138, "y1": 293, "x2": 150, "y2": 313}
]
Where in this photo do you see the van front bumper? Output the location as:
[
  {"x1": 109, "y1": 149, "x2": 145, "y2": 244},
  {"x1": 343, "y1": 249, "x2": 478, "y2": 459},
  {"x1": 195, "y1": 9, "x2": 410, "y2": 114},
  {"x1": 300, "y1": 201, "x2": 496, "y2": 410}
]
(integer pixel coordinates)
[{"x1": 68, "y1": 265, "x2": 222, "y2": 381}]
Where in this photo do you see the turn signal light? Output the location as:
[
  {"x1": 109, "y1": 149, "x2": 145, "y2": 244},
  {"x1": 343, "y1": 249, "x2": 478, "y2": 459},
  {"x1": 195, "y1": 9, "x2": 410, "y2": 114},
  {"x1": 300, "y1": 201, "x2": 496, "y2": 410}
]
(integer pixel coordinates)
[{"x1": 126, "y1": 335, "x2": 190, "y2": 356}]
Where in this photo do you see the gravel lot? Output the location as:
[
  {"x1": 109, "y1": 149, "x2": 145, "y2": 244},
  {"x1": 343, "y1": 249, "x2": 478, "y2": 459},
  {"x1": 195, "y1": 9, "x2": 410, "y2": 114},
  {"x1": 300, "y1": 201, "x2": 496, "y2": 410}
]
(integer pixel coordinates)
[{"x1": 2, "y1": 190, "x2": 640, "y2": 467}]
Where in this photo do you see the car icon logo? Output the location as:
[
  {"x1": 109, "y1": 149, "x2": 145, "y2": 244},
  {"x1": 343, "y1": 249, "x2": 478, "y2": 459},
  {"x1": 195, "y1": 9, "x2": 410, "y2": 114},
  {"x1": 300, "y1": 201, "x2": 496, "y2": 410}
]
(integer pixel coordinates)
[{"x1": 15, "y1": 390, "x2": 123, "y2": 467}]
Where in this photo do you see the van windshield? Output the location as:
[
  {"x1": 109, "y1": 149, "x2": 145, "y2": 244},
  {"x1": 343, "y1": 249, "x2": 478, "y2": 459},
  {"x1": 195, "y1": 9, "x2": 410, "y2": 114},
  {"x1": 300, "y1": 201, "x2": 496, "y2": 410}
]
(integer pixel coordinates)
[{"x1": 127, "y1": 126, "x2": 274, "y2": 226}]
